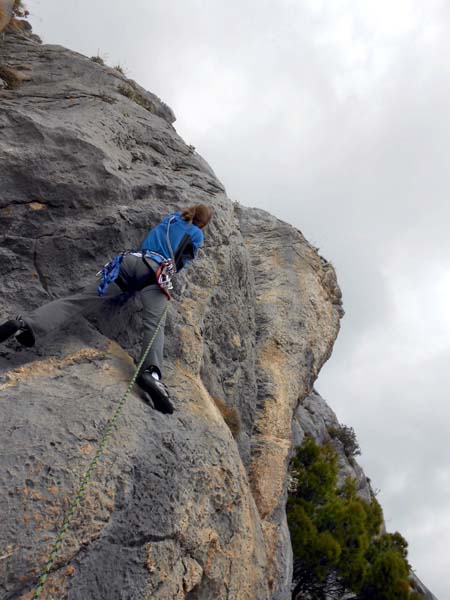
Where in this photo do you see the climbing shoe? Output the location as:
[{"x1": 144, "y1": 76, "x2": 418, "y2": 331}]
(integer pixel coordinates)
[
  {"x1": 0, "y1": 317, "x2": 35, "y2": 347},
  {"x1": 136, "y1": 370, "x2": 174, "y2": 414}
]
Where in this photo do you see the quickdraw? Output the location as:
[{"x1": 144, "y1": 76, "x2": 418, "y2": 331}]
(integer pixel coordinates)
[{"x1": 155, "y1": 259, "x2": 176, "y2": 299}]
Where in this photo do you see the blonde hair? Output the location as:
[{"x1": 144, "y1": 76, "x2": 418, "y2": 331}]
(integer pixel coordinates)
[{"x1": 181, "y1": 204, "x2": 213, "y2": 228}]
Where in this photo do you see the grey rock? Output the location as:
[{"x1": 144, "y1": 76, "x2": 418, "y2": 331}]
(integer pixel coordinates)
[
  {"x1": 0, "y1": 26, "x2": 436, "y2": 600},
  {"x1": 410, "y1": 574, "x2": 439, "y2": 600},
  {"x1": 0, "y1": 28, "x2": 341, "y2": 600}
]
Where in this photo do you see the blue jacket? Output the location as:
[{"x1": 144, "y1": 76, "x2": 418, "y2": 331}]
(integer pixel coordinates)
[{"x1": 141, "y1": 212, "x2": 204, "y2": 271}]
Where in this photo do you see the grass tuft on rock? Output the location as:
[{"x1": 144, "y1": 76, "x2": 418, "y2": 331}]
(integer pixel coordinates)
[
  {"x1": 118, "y1": 82, "x2": 156, "y2": 113},
  {"x1": 90, "y1": 55, "x2": 105, "y2": 66}
]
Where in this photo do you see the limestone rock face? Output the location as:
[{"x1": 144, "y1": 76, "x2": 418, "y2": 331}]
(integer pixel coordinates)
[
  {"x1": 2, "y1": 26, "x2": 432, "y2": 600},
  {"x1": 0, "y1": 28, "x2": 342, "y2": 600},
  {"x1": 410, "y1": 575, "x2": 439, "y2": 600}
]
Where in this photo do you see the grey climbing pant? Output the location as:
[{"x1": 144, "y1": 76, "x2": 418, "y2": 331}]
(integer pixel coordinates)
[{"x1": 23, "y1": 254, "x2": 169, "y2": 375}]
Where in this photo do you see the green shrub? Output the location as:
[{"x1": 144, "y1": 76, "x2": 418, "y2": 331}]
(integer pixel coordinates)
[
  {"x1": 360, "y1": 546, "x2": 410, "y2": 600},
  {"x1": 288, "y1": 438, "x2": 421, "y2": 600},
  {"x1": 328, "y1": 423, "x2": 361, "y2": 459}
]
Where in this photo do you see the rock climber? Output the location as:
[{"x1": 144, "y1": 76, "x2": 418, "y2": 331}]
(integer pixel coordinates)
[{"x1": 0, "y1": 204, "x2": 213, "y2": 414}]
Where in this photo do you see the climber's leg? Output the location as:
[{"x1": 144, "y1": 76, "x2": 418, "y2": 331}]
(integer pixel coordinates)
[
  {"x1": 116, "y1": 253, "x2": 167, "y2": 375},
  {"x1": 135, "y1": 283, "x2": 173, "y2": 413},
  {"x1": 139, "y1": 284, "x2": 168, "y2": 375},
  {"x1": 0, "y1": 253, "x2": 154, "y2": 348},
  {"x1": 14, "y1": 281, "x2": 124, "y2": 346},
  {"x1": 16, "y1": 253, "x2": 157, "y2": 346}
]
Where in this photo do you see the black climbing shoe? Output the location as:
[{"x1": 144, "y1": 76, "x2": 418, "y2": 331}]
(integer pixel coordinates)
[
  {"x1": 16, "y1": 317, "x2": 35, "y2": 347},
  {"x1": 0, "y1": 320, "x2": 21, "y2": 343},
  {"x1": 136, "y1": 370, "x2": 174, "y2": 414},
  {"x1": 0, "y1": 318, "x2": 35, "y2": 347}
]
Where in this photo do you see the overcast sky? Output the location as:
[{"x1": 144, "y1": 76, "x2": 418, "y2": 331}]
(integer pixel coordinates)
[{"x1": 30, "y1": 1, "x2": 450, "y2": 597}]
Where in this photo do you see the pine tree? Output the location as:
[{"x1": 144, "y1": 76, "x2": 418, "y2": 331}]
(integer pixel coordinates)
[{"x1": 287, "y1": 437, "x2": 420, "y2": 600}]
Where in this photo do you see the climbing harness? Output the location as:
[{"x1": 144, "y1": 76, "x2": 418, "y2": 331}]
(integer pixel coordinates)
[
  {"x1": 30, "y1": 302, "x2": 171, "y2": 600},
  {"x1": 97, "y1": 216, "x2": 179, "y2": 298}
]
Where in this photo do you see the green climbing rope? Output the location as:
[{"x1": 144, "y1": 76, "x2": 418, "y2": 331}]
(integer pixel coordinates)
[{"x1": 30, "y1": 302, "x2": 170, "y2": 600}]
